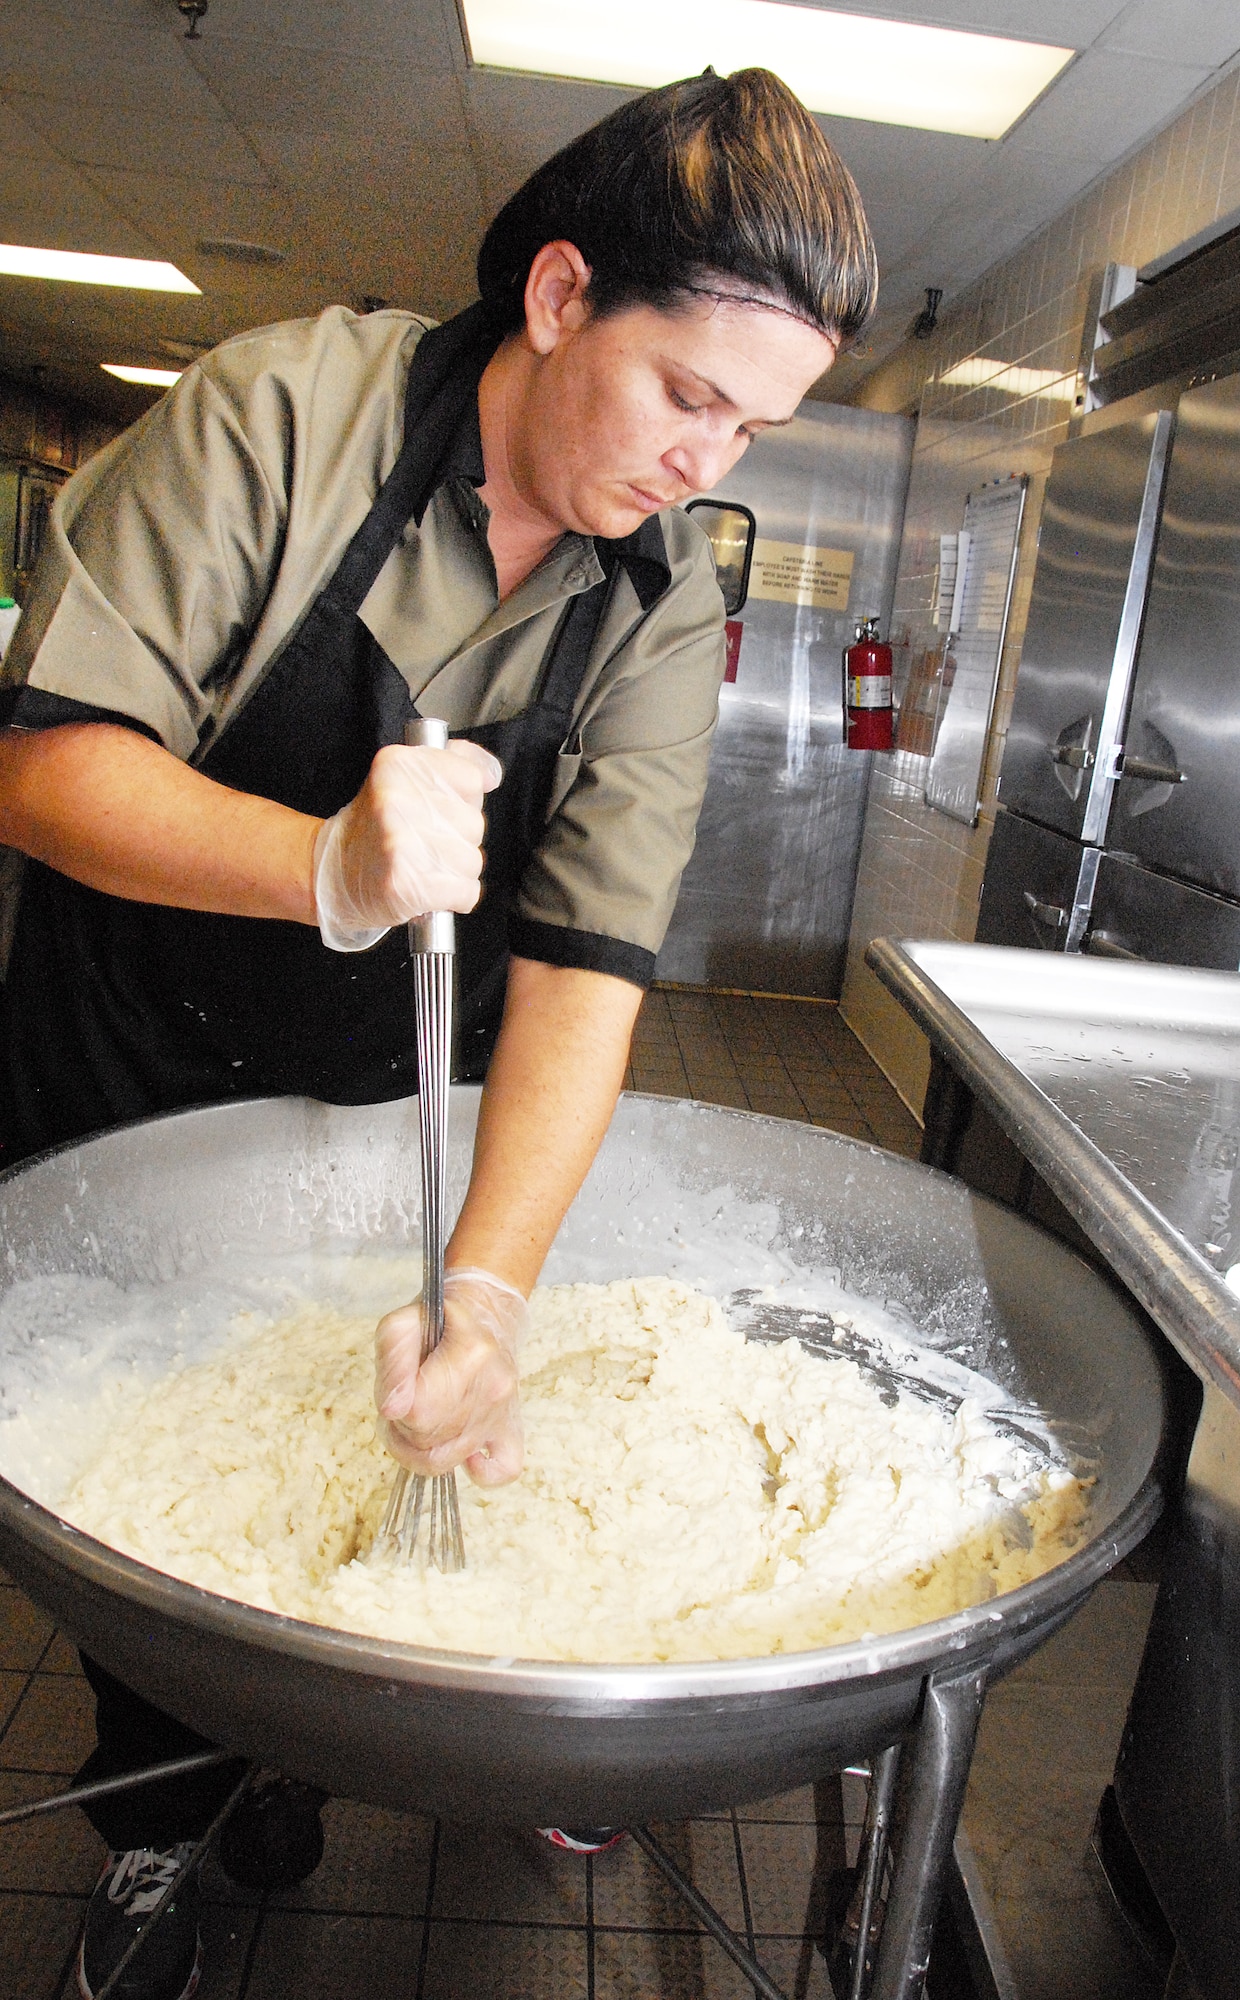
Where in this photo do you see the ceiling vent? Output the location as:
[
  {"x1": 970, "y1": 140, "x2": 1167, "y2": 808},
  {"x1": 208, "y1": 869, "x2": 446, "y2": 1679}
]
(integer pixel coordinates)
[
  {"x1": 1089, "y1": 210, "x2": 1240, "y2": 406},
  {"x1": 196, "y1": 238, "x2": 287, "y2": 266}
]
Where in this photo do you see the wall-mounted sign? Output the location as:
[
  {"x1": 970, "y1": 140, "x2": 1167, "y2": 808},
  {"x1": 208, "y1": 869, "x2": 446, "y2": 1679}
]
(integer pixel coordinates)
[{"x1": 748, "y1": 539, "x2": 854, "y2": 610}]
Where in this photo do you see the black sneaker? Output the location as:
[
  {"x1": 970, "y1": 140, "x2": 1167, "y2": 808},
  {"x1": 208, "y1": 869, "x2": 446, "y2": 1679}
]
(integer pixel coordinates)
[{"x1": 77, "y1": 1844, "x2": 202, "y2": 2000}]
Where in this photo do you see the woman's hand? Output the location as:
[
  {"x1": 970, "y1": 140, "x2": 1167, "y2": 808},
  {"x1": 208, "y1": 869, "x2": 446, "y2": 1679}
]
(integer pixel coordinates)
[
  {"x1": 375, "y1": 1267, "x2": 529, "y2": 1485},
  {"x1": 314, "y1": 740, "x2": 501, "y2": 950}
]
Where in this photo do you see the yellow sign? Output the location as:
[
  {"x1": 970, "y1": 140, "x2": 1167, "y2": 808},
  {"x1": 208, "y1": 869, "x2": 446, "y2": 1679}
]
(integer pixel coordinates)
[{"x1": 748, "y1": 539, "x2": 854, "y2": 610}]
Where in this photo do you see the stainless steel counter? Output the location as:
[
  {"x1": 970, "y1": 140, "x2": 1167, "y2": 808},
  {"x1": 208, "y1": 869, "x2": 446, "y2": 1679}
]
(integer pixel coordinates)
[
  {"x1": 866, "y1": 938, "x2": 1240, "y2": 1410},
  {"x1": 868, "y1": 936, "x2": 1240, "y2": 2000}
]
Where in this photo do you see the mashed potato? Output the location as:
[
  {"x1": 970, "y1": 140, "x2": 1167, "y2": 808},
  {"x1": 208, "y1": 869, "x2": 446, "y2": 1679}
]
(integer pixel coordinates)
[{"x1": 61, "y1": 1275, "x2": 1087, "y2": 1662}]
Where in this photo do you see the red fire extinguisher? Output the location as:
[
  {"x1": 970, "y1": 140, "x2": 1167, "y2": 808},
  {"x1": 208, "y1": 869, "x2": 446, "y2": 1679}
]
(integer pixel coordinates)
[{"x1": 843, "y1": 616, "x2": 894, "y2": 751}]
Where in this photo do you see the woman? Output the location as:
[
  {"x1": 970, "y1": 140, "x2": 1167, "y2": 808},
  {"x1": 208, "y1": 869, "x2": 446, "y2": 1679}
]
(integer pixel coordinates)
[{"x1": 0, "y1": 67, "x2": 875, "y2": 2000}]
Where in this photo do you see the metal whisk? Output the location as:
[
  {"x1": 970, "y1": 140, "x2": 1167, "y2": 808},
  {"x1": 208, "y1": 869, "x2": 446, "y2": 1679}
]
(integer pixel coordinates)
[{"x1": 379, "y1": 716, "x2": 466, "y2": 1572}]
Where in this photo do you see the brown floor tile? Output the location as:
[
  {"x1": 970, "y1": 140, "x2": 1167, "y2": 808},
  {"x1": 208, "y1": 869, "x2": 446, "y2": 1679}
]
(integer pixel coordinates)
[
  {"x1": 685, "y1": 1082, "x2": 751, "y2": 1112},
  {"x1": 737, "y1": 1821, "x2": 845, "y2": 1938},
  {"x1": 794, "y1": 1093, "x2": 858, "y2": 1122},
  {"x1": 630, "y1": 1070, "x2": 690, "y2": 1094},
  {"x1": 743, "y1": 1095, "x2": 808, "y2": 1123},
  {"x1": 243, "y1": 1910, "x2": 423, "y2": 1999},
  {"x1": 1, "y1": 1892, "x2": 85, "y2": 2000},
  {"x1": 421, "y1": 1919, "x2": 588, "y2": 1999},
  {"x1": 0, "y1": 1770, "x2": 103, "y2": 1894},
  {"x1": 593, "y1": 1925, "x2": 761, "y2": 1999},
  {"x1": 807, "y1": 1113, "x2": 875, "y2": 1143},
  {"x1": 0, "y1": 1672, "x2": 35, "y2": 1747},
  {"x1": 432, "y1": 1824, "x2": 586, "y2": 1926},
  {"x1": 746, "y1": 1936, "x2": 839, "y2": 1998},
  {"x1": 38, "y1": 1635, "x2": 85, "y2": 1677},
  {"x1": 269, "y1": 1799, "x2": 435, "y2": 1917},
  {"x1": 990, "y1": 1890, "x2": 1162, "y2": 2000},
  {"x1": 0, "y1": 1592, "x2": 55, "y2": 1673},
  {"x1": 734, "y1": 1777, "x2": 846, "y2": 1827},
  {"x1": 591, "y1": 1823, "x2": 744, "y2": 1934},
  {"x1": 1006, "y1": 1579, "x2": 1156, "y2": 1689},
  {"x1": 0, "y1": 1673, "x2": 96, "y2": 1774}
]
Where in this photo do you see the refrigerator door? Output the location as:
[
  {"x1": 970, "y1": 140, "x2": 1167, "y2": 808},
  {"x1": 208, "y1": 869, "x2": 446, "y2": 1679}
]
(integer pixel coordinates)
[
  {"x1": 997, "y1": 411, "x2": 1172, "y2": 840},
  {"x1": 1083, "y1": 853, "x2": 1240, "y2": 969},
  {"x1": 976, "y1": 809, "x2": 1093, "y2": 952},
  {"x1": 657, "y1": 400, "x2": 912, "y2": 997},
  {"x1": 1117, "y1": 372, "x2": 1240, "y2": 896}
]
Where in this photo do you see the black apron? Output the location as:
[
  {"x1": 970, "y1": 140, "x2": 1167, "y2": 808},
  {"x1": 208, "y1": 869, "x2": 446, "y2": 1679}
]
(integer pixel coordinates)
[{"x1": 2, "y1": 305, "x2": 636, "y2": 1157}]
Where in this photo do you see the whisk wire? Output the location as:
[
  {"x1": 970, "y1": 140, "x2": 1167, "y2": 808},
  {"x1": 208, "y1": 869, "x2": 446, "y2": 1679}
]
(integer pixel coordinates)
[{"x1": 382, "y1": 942, "x2": 466, "y2": 1572}]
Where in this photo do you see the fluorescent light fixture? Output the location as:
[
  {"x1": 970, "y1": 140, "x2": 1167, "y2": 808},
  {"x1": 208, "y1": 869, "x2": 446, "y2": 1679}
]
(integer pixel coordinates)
[
  {"x1": 101, "y1": 364, "x2": 184, "y2": 388},
  {"x1": 940, "y1": 358, "x2": 1077, "y2": 401},
  {"x1": 462, "y1": 0, "x2": 1073, "y2": 141},
  {"x1": 0, "y1": 245, "x2": 199, "y2": 293}
]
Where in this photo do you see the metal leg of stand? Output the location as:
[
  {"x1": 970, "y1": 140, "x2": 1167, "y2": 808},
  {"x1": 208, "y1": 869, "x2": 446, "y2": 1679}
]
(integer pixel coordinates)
[
  {"x1": 869, "y1": 1666, "x2": 988, "y2": 2000},
  {"x1": 849, "y1": 1744, "x2": 903, "y2": 2000},
  {"x1": 0, "y1": 1749, "x2": 237, "y2": 1828},
  {"x1": 630, "y1": 1826, "x2": 791, "y2": 2000}
]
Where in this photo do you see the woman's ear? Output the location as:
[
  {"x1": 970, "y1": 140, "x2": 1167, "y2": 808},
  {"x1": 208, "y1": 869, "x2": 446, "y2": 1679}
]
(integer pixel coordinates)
[{"x1": 522, "y1": 241, "x2": 593, "y2": 356}]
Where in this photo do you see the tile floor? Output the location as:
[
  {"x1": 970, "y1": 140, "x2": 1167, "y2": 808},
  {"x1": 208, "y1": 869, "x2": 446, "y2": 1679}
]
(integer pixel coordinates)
[
  {"x1": 621, "y1": 988, "x2": 922, "y2": 1157},
  {"x1": 0, "y1": 993, "x2": 1164, "y2": 1999}
]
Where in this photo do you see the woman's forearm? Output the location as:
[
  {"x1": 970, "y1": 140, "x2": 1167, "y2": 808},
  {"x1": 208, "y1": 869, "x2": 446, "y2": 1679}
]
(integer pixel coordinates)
[
  {"x1": 446, "y1": 956, "x2": 644, "y2": 1294},
  {"x1": 0, "y1": 723, "x2": 320, "y2": 921}
]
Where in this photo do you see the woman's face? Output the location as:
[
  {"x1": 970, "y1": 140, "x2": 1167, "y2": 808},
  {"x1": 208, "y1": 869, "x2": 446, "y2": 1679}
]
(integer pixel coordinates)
[{"x1": 508, "y1": 269, "x2": 840, "y2": 542}]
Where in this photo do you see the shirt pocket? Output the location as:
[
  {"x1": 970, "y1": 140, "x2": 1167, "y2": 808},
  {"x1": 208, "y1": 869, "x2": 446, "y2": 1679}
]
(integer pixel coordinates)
[{"x1": 546, "y1": 745, "x2": 583, "y2": 820}]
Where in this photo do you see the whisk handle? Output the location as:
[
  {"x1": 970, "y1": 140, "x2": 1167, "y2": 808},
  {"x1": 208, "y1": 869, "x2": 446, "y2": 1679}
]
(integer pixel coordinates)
[{"x1": 404, "y1": 717, "x2": 456, "y2": 957}]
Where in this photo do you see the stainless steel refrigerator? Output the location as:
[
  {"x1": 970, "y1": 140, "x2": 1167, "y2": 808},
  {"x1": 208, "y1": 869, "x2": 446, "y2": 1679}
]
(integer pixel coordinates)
[
  {"x1": 656, "y1": 398, "x2": 913, "y2": 997},
  {"x1": 980, "y1": 372, "x2": 1240, "y2": 971}
]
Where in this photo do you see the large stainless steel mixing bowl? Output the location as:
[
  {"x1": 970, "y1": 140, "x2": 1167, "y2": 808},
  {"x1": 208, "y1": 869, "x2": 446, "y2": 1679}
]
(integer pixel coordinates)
[{"x1": 0, "y1": 1092, "x2": 1166, "y2": 1823}]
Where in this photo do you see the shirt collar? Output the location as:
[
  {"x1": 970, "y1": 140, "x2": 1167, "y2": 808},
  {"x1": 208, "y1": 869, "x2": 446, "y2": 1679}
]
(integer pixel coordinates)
[{"x1": 440, "y1": 398, "x2": 672, "y2": 612}]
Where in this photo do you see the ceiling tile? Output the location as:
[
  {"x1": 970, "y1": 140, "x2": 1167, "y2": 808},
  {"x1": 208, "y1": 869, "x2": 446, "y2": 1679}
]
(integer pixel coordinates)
[
  {"x1": 1006, "y1": 46, "x2": 1213, "y2": 165},
  {"x1": 0, "y1": 92, "x2": 62, "y2": 162},
  {"x1": 0, "y1": 0, "x2": 173, "y2": 32},
  {"x1": 0, "y1": 151, "x2": 165, "y2": 258},
  {"x1": 0, "y1": 20, "x2": 212, "y2": 118},
  {"x1": 778, "y1": 0, "x2": 1125, "y2": 49},
  {"x1": 196, "y1": 50, "x2": 465, "y2": 146},
  {"x1": 248, "y1": 125, "x2": 480, "y2": 206},
  {"x1": 19, "y1": 97, "x2": 272, "y2": 185},
  {"x1": 463, "y1": 70, "x2": 636, "y2": 206},
  {"x1": 74, "y1": 166, "x2": 300, "y2": 265},
  {"x1": 200, "y1": 0, "x2": 458, "y2": 63},
  {"x1": 1099, "y1": 0, "x2": 1240, "y2": 67}
]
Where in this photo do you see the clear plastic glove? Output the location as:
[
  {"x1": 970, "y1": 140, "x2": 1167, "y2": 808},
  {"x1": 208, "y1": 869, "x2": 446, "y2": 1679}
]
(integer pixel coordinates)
[
  {"x1": 375, "y1": 1267, "x2": 529, "y2": 1486},
  {"x1": 313, "y1": 739, "x2": 502, "y2": 951}
]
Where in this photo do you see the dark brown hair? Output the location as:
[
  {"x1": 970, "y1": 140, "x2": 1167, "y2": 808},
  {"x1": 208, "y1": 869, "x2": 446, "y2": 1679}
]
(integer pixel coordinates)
[{"x1": 477, "y1": 68, "x2": 877, "y2": 343}]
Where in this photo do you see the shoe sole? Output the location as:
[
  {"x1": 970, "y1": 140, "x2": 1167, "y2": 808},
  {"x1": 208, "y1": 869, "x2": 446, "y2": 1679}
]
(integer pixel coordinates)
[
  {"x1": 77, "y1": 1929, "x2": 203, "y2": 2000},
  {"x1": 536, "y1": 1828, "x2": 627, "y2": 1855}
]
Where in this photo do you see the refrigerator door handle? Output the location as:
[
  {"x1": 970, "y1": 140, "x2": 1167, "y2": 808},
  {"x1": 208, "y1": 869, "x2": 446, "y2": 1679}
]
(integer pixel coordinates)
[
  {"x1": 1116, "y1": 753, "x2": 1187, "y2": 785},
  {"x1": 1049, "y1": 743, "x2": 1096, "y2": 772},
  {"x1": 1084, "y1": 929, "x2": 1143, "y2": 960},
  {"x1": 1021, "y1": 891, "x2": 1070, "y2": 932}
]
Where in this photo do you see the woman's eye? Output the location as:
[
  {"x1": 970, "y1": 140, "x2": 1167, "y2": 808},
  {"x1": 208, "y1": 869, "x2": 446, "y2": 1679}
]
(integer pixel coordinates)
[{"x1": 669, "y1": 387, "x2": 704, "y2": 414}]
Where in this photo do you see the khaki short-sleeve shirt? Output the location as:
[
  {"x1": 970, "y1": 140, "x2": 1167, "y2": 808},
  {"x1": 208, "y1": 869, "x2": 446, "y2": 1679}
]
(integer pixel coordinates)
[{"x1": 1, "y1": 305, "x2": 725, "y2": 978}]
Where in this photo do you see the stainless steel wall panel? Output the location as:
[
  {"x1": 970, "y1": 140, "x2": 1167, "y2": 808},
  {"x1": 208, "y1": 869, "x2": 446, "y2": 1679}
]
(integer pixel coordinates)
[
  {"x1": 997, "y1": 413, "x2": 1172, "y2": 840},
  {"x1": 1118, "y1": 373, "x2": 1240, "y2": 897},
  {"x1": 657, "y1": 401, "x2": 913, "y2": 997}
]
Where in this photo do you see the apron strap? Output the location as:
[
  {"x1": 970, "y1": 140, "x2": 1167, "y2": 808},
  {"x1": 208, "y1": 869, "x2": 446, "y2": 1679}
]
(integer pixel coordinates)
[
  {"x1": 536, "y1": 576, "x2": 613, "y2": 725},
  {"x1": 321, "y1": 304, "x2": 502, "y2": 622}
]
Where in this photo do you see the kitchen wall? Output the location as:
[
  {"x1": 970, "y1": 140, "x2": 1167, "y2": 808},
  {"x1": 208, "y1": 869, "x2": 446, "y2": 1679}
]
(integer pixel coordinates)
[
  {"x1": 0, "y1": 373, "x2": 121, "y2": 599},
  {"x1": 839, "y1": 58, "x2": 1240, "y2": 1115}
]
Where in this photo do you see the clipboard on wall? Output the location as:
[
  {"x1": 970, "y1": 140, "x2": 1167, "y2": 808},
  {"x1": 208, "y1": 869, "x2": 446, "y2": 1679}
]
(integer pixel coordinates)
[{"x1": 924, "y1": 478, "x2": 1027, "y2": 827}]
